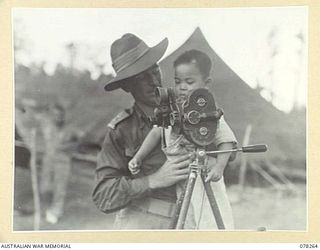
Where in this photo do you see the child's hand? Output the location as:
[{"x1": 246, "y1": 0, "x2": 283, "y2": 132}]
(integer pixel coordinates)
[
  {"x1": 205, "y1": 161, "x2": 225, "y2": 182},
  {"x1": 128, "y1": 158, "x2": 141, "y2": 175}
]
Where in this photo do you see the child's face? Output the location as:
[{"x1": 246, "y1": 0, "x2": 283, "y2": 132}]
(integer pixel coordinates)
[{"x1": 174, "y1": 62, "x2": 209, "y2": 100}]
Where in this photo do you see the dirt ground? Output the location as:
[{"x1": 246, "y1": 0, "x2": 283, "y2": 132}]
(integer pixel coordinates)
[{"x1": 13, "y1": 160, "x2": 306, "y2": 232}]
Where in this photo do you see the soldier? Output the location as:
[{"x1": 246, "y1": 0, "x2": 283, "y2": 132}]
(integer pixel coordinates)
[{"x1": 39, "y1": 103, "x2": 83, "y2": 224}]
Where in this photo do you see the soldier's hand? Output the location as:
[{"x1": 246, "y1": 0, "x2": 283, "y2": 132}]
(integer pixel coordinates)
[{"x1": 147, "y1": 153, "x2": 194, "y2": 189}]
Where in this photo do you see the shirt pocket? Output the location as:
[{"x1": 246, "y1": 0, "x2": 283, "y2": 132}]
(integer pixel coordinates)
[{"x1": 124, "y1": 144, "x2": 140, "y2": 159}]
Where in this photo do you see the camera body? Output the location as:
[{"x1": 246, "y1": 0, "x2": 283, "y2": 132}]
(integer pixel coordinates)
[{"x1": 149, "y1": 87, "x2": 223, "y2": 147}]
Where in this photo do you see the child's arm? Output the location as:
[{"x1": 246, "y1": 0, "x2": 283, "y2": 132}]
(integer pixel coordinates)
[
  {"x1": 128, "y1": 127, "x2": 162, "y2": 175},
  {"x1": 205, "y1": 116, "x2": 237, "y2": 182},
  {"x1": 214, "y1": 116, "x2": 237, "y2": 148},
  {"x1": 135, "y1": 126, "x2": 162, "y2": 161},
  {"x1": 205, "y1": 142, "x2": 233, "y2": 182}
]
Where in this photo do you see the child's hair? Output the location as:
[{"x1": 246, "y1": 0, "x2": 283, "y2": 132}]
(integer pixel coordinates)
[{"x1": 174, "y1": 49, "x2": 212, "y2": 78}]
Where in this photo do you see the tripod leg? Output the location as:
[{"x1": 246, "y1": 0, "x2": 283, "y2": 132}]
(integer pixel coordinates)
[
  {"x1": 200, "y1": 173, "x2": 225, "y2": 229},
  {"x1": 176, "y1": 171, "x2": 197, "y2": 229},
  {"x1": 169, "y1": 179, "x2": 188, "y2": 229}
]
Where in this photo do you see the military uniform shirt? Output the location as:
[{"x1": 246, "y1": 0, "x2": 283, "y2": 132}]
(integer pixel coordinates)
[{"x1": 93, "y1": 104, "x2": 176, "y2": 213}]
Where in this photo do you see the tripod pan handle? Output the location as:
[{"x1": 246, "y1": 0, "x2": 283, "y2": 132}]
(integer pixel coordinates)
[{"x1": 242, "y1": 144, "x2": 267, "y2": 153}]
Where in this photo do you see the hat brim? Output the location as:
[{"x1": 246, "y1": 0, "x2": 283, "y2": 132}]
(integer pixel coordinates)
[{"x1": 104, "y1": 38, "x2": 168, "y2": 91}]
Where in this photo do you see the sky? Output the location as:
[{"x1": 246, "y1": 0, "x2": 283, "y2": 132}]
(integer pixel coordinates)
[{"x1": 12, "y1": 7, "x2": 307, "y2": 112}]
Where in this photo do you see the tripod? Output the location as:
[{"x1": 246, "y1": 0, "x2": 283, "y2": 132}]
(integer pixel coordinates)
[{"x1": 170, "y1": 144, "x2": 267, "y2": 229}]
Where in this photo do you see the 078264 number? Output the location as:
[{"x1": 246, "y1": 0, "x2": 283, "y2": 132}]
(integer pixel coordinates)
[{"x1": 300, "y1": 244, "x2": 318, "y2": 248}]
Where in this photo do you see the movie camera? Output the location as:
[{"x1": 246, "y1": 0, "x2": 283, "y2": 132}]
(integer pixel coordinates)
[{"x1": 149, "y1": 87, "x2": 223, "y2": 147}]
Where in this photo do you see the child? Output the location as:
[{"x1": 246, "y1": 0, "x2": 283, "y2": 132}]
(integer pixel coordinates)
[{"x1": 129, "y1": 50, "x2": 237, "y2": 229}]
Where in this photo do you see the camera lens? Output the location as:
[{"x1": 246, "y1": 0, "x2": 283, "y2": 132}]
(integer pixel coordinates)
[{"x1": 155, "y1": 87, "x2": 169, "y2": 105}]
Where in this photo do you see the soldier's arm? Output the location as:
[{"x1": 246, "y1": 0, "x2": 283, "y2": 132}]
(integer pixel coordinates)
[{"x1": 92, "y1": 127, "x2": 152, "y2": 213}]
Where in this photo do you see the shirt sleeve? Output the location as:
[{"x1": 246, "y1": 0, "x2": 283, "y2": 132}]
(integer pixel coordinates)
[
  {"x1": 214, "y1": 116, "x2": 238, "y2": 147},
  {"x1": 92, "y1": 127, "x2": 151, "y2": 214}
]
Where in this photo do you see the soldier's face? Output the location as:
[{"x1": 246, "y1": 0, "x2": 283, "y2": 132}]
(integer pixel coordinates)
[{"x1": 128, "y1": 64, "x2": 162, "y2": 106}]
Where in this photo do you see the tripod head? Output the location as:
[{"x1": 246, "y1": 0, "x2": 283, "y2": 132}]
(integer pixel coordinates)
[{"x1": 180, "y1": 144, "x2": 268, "y2": 186}]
